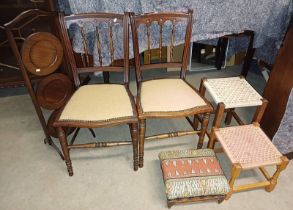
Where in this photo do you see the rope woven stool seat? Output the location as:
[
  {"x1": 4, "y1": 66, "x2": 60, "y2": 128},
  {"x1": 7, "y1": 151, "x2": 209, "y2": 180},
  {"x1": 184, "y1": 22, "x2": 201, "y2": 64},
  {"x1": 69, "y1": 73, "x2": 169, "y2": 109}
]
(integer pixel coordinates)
[
  {"x1": 210, "y1": 124, "x2": 289, "y2": 199},
  {"x1": 203, "y1": 77, "x2": 262, "y2": 109},
  {"x1": 214, "y1": 124, "x2": 282, "y2": 169}
]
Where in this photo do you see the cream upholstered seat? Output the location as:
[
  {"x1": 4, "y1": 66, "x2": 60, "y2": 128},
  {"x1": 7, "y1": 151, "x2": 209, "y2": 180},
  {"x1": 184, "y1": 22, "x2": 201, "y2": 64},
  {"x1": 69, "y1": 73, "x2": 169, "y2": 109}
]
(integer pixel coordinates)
[
  {"x1": 140, "y1": 79, "x2": 207, "y2": 113},
  {"x1": 214, "y1": 124, "x2": 282, "y2": 169},
  {"x1": 60, "y1": 84, "x2": 134, "y2": 122},
  {"x1": 203, "y1": 77, "x2": 262, "y2": 109}
]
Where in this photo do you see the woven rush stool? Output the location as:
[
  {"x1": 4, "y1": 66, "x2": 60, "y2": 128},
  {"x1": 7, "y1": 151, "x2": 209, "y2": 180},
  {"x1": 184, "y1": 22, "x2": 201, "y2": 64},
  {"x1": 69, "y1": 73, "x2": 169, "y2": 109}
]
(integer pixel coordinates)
[
  {"x1": 208, "y1": 123, "x2": 289, "y2": 199},
  {"x1": 159, "y1": 149, "x2": 230, "y2": 208},
  {"x1": 198, "y1": 76, "x2": 268, "y2": 129}
]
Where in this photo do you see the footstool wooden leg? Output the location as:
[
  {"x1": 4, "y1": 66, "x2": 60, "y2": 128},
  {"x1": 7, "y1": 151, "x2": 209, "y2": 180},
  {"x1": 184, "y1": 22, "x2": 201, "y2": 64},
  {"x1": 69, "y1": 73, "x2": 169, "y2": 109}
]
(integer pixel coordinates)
[
  {"x1": 265, "y1": 156, "x2": 289, "y2": 192},
  {"x1": 226, "y1": 163, "x2": 241, "y2": 200},
  {"x1": 57, "y1": 127, "x2": 73, "y2": 176},
  {"x1": 139, "y1": 119, "x2": 146, "y2": 168},
  {"x1": 198, "y1": 113, "x2": 210, "y2": 149}
]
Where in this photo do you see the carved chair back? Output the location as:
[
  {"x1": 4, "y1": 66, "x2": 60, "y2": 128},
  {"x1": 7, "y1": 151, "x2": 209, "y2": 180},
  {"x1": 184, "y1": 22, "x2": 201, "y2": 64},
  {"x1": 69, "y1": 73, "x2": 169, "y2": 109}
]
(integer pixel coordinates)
[
  {"x1": 129, "y1": 10, "x2": 193, "y2": 82},
  {"x1": 58, "y1": 13, "x2": 130, "y2": 87}
]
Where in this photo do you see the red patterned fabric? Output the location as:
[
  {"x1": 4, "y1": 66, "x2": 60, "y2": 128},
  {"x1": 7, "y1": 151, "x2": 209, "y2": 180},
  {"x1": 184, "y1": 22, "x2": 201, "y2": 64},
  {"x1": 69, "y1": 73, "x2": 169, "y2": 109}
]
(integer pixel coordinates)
[{"x1": 161, "y1": 157, "x2": 223, "y2": 179}]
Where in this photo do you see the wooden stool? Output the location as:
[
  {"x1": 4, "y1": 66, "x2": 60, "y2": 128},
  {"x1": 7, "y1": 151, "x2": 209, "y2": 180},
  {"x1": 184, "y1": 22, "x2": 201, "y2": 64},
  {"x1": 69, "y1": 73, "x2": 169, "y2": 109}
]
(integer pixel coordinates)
[
  {"x1": 159, "y1": 149, "x2": 230, "y2": 208},
  {"x1": 198, "y1": 76, "x2": 268, "y2": 129},
  {"x1": 208, "y1": 123, "x2": 289, "y2": 199}
]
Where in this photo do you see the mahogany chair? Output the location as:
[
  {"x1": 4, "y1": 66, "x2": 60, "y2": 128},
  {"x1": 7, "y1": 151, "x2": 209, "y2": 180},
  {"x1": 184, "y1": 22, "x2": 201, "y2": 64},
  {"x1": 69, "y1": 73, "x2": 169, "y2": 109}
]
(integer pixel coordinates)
[
  {"x1": 129, "y1": 10, "x2": 213, "y2": 168},
  {"x1": 55, "y1": 12, "x2": 138, "y2": 176}
]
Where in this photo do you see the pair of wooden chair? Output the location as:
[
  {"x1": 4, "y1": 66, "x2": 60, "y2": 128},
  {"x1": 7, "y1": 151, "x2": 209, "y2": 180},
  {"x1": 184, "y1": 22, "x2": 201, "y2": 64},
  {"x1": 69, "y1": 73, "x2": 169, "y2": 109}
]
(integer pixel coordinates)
[{"x1": 53, "y1": 10, "x2": 213, "y2": 176}]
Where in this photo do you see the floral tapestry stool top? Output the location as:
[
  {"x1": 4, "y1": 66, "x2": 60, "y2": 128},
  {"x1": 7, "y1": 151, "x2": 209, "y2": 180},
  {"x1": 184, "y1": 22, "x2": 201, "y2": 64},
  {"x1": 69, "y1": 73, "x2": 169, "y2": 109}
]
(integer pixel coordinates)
[{"x1": 159, "y1": 149, "x2": 230, "y2": 208}]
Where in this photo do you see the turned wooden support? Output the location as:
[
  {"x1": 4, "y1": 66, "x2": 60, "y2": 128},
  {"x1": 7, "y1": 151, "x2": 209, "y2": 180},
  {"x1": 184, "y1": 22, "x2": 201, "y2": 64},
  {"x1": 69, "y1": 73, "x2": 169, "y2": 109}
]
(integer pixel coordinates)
[
  {"x1": 226, "y1": 163, "x2": 241, "y2": 200},
  {"x1": 265, "y1": 156, "x2": 289, "y2": 192},
  {"x1": 129, "y1": 123, "x2": 139, "y2": 171},
  {"x1": 145, "y1": 130, "x2": 200, "y2": 141},
  {"x1": 198, "y1": 113, "x2": 210, "y2": 148},
  {"x1": 57, "y1": 127, "x2": 73, "y2": 176},
  {"x1": 139, "y1": 119, "x2": 146, "y2": 168}
]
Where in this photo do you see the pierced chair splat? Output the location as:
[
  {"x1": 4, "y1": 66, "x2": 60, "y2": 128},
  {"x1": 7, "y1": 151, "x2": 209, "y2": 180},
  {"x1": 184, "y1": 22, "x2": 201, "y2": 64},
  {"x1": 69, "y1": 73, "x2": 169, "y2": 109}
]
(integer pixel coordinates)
[
  {"x1": 129, "y1": 10, "x2": 213, "y2": 168},
  {"x1": 54, "y1": 12, "x2": 138, "y2": 176}
]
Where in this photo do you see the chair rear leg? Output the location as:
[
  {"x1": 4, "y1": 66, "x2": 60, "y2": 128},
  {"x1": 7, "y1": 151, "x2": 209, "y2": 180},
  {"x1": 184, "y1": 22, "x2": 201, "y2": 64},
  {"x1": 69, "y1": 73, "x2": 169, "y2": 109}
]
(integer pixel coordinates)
[
  {"x1": 129, "y1": 123, "x2": 139, "y2": 171},
  {"x1": 139, "y1": 119, "x2": 146, "y2": 168},
  {"x1": 197, "y1": 113, "x2": 210, "y2": 148},
  {"x1": 57, "y1": 127, "x2": 73, "y2": 176}
]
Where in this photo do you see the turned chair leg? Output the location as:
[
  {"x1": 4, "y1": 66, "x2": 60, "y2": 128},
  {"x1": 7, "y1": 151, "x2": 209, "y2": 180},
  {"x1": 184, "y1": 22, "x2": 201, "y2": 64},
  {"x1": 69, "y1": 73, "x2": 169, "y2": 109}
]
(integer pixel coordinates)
[
  {"x1": 226, "y1": 163, "x2": 241, "y2": 200},
  {"x1": 197, "y1": 113, "x2": 210, "y2": 148},
  {"x1": 193, "y1": 114, "x2": 199, "y2": 131},
  {"x1": 139, "y1": 119, "x2": 146, "y2": 168},
  {"x1": 129, "y1": 123, "x2": 139, "y2": 171},
  {"x1": 265, "y1": 156, "x2": 289, "y2": 192},
  {"x1": 57, "y1": 127, "x2": 73, "y2": 176}
]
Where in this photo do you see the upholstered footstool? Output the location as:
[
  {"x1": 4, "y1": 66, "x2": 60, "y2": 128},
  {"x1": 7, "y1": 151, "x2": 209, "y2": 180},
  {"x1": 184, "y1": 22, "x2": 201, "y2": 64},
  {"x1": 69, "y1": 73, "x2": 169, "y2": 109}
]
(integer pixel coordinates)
[{"x1": 159, "y1": 149, "x2": 230, "y2": 208}]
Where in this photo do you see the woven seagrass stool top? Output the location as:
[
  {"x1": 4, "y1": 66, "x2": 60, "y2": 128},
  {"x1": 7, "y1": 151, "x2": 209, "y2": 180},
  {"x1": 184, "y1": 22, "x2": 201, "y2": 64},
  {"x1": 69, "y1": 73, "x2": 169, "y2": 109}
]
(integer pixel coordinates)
[
  {"x1": 204, "y1": 77, "x2": 263, "y2": 109},
  {"x1": 214, "y1": 124, "x2": 282, "y2": 169}
]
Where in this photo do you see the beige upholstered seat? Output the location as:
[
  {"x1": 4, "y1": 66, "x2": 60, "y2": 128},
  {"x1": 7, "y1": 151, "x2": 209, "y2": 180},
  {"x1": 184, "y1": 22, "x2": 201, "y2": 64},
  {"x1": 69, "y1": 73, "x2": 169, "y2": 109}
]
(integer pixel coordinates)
[
  {"x1": 204, "y1": 77, "x2": 262, "y2": 109},
  {"x1": 60, "y1": 84, "x2": 134, "y2": 122},
  {"x1": 140, "y1": 79, "x2": 207, "y2": 113},
  {"x1": 214, "y1": 124, "x2": 282, "y2": 169}
]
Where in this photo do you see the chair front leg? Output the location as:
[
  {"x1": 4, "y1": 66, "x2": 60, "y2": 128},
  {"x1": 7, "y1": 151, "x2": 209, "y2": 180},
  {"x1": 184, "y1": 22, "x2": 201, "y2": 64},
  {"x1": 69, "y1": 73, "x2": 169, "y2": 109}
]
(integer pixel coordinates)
[
  {"x1": 57, "y1": 127, "x2": 73, "y2": 176},
  {"x1": 198, "y1": 113, "x2": 210, "y2": 148},
  {"x1": 129, "y1": 123, "x2": 139, "y2": 171},
  {"x1": 139, "y1": 119, "x2": 146, "y2": 168}
]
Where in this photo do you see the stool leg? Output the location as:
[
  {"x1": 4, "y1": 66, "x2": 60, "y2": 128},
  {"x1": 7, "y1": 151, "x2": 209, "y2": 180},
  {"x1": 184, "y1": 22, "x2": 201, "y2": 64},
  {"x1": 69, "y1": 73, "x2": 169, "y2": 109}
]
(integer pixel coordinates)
[
  {"x1": 208, "y1": 127, "x2": 218, "y2": 149},
  {"x1": 139, "y1": 119, "x2": 146, "y2": 168},
  {"x1": 57, "y1": 127, "x2": 73, "y2": 176},
  {"x1": 199, "y1": 78, "x2": 207, "y2": 96},
  {"x1": 265, "y1": 156, "x2": 289, "y2": 192},
  {"x1": 252, "y1": 99, "x2": 268, "y2": 123},
  {"x1": 198, "y1": 113, "x2": 210, "y2": 149},
  {"x1": 213, "y1": 102, "x2": 225, "y2": 128},
  {"x1": 226, "y1": 163, "x2": 241, "y2": 200},
  {"x1": 225, "y1": 108, "x2": 234, "y2": 125}
]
